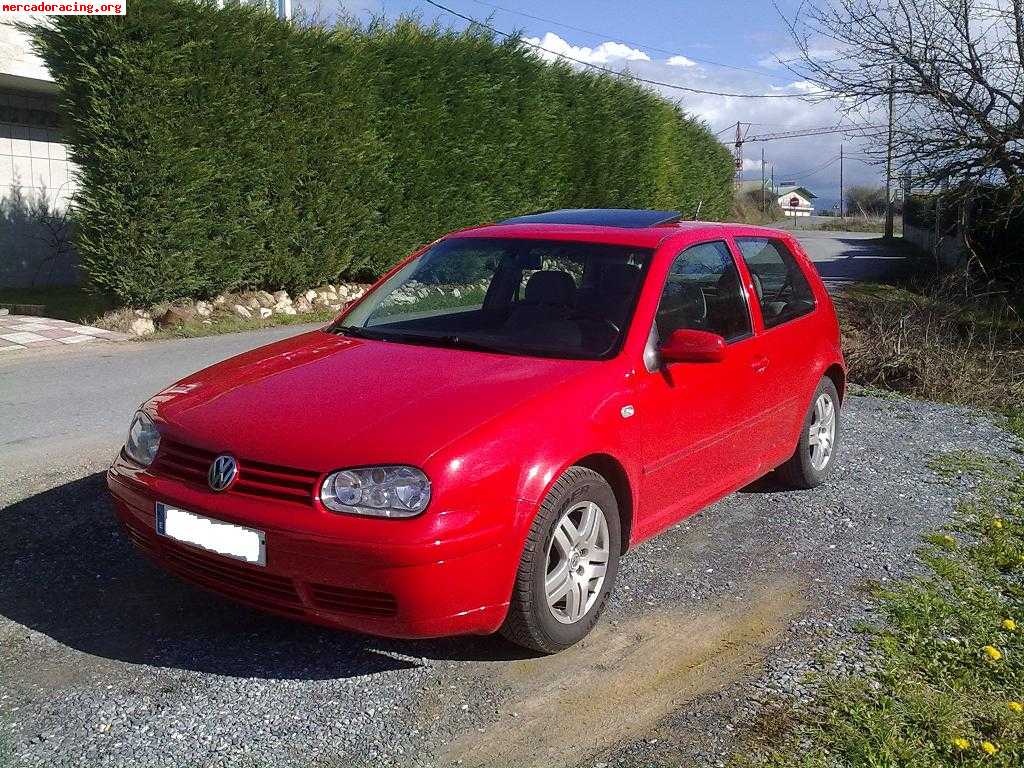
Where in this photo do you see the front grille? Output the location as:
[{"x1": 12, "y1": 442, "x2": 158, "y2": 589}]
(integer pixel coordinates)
[
  {"x1": 154, "y1": 438, "x2": 320, "y2": 506},
  {"x1": 119, "y1": 513, "x2": 399, "y2": 621},
  {"x1": 160, "y1": 539, "x2": 305, "y2": 613},
  {"x1": 308, "y1": 583, "x2": 399, "y2": 617}
]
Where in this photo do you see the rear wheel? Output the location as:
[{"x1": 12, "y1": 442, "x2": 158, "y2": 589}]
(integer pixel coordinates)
[
  {"x1": 501, "y1": 466, "x2": 620, "y2": 654},
  {"x1": 776, "y1": 377, "x2": 840, "y2": 489}
]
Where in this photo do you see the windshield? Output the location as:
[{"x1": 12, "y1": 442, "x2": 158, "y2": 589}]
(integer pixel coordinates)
[{"x1": 333, "y1": 237, "x2": 652, "y2": 359}]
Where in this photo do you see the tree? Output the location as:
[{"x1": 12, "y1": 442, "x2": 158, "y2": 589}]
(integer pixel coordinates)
[
  {"x1": 846, "y1": 185, "x2": 888, "y2": 217},
  {"x1": 783, "y1": 0, "x2": 1024, "y2": 207}
]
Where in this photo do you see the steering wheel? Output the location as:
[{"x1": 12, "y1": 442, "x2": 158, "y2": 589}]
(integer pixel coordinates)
[
  {"x1": 570, "y1": 310, "x2": 620, "y2": 336},
  {"x1": 771, "y1": 272, "x2": 793, "y2": 303}
]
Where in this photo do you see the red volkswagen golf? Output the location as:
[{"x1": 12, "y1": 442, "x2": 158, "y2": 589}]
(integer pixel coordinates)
[{"x1": 108, "y1": 209, "x2": 844, "y2": 653}]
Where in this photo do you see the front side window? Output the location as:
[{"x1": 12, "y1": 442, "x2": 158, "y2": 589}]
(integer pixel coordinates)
[
  {"x1": 335, "y1": 238, "x2": 652, "y2": 359},
  {"x1": 734, "y1": 237, "x2": 816, "y2": 328},
  {"x1": 655, "y1": 240, "x2": 752, "y2": 342}
]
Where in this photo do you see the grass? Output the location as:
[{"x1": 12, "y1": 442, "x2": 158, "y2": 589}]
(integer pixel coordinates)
[
  {"x1": 0, "y1": 286, "x2": 112, "y2": 324},
  {"x1": 147, "y1": 308, "x2": 337, "y2": 339},
  {"x1": 732, "y1": 452, "x2": 1024, "y2": 768},
  {"x1": 834, "y1": 281, "x2": 1024, "y2": 415},
  {"x1": 818, "y1": 216, "x2": 902, "y2": 234}
]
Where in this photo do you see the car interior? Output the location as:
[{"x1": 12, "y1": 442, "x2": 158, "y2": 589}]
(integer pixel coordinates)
[{"x1": 352, "y1": 239, "x2": 652, "y2": 358}]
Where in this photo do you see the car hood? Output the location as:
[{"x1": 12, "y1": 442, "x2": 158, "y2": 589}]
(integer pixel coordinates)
[{"x1": 149, "y1": 330, "x2": 594, "y2": 472}]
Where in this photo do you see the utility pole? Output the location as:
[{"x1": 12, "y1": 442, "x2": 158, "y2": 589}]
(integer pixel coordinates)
[
  {"x1": 733, "y1": 121, "x2": 744, "y2": 188},
  {"x1": 884, "y1": 65, "x2": 895, "y2": 238},
  {"x1": 839, "y1": 144, "x2": 844, "y2": 219},
  {"x1": 761, "y1": 146, "x2": 766, "y2": 215}
]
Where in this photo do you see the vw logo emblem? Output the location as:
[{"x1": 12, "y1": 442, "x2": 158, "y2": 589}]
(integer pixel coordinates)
[{"x1": 208, "y1": 454, "x2": 238, "y2": 492}]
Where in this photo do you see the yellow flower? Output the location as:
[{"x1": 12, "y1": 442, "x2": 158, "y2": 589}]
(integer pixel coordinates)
[
  {"x1": 981, "y1": 740, "x2": 998, "y2": 755},
  {"x1": 1008, "y1": 701, "x2": 1023, "y2": 713},
  {"x1": 952, "y1": 737, "x2": 971, "y2": 750},
  {"x1": 993, "y1": 518, "x2": 1004, "y2": 529},
  {"x1": 983, "y1": 645, "x2": 1003, "y2": 661},
  {"x1": 1003, "y1": 618, "x2": 1018, "y2": 632}
]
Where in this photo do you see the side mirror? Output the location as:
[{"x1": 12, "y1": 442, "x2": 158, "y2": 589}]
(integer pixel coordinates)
[{"x1": 659, "y1": 329, "x2": 726, "y2": 364}]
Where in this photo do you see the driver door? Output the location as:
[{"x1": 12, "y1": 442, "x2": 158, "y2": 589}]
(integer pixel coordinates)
[{"x1": 634, "y1": 240, "x2": 765, "y2": 539}]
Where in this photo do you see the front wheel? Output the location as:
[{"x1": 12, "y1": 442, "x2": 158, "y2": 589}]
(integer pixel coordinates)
[
  {"x1": 776, "y1": 376, "x2": 840, "y2": 489},
  {"x1": 501, "y1": 466, "x2": 621, "y2": 654}
]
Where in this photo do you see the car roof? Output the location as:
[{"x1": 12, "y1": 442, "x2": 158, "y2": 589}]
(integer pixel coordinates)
[{"x1": 448, "y1": 209, "x2": 791, "y2": 248}]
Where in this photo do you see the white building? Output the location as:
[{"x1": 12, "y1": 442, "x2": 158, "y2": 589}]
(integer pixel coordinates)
[
  {"x1": 1, "y1": 22, "x2": 75, "y2": 211},
  {"x1": 1, "y1": 20, "x2": 79, "y2": 287},
  {"x1": 776, "y1": 183, "x2": 817, "y2": 218}
]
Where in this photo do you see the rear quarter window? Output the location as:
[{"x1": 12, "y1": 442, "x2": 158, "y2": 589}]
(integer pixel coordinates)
[{"x1": 734, "y1": 237, "x2": 816, "y2": 329}]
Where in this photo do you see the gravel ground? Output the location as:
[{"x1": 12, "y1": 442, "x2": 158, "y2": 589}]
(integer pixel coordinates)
[{"x1": 1, "y1": 389, "x2": 1020, "y2": 768}]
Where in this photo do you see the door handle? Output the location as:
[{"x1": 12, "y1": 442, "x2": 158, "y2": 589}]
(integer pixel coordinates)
[{"x1": 751, "y1": 355, "x2": 770, "y2": 373}]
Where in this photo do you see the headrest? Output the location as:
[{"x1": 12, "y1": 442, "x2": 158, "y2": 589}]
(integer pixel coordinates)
[
  {"x1": 524, "y1": 270, "x2": 576, "y2": 305},
  {"x1": 600, "y1": 263, "x2": 641, "y2": 296}
]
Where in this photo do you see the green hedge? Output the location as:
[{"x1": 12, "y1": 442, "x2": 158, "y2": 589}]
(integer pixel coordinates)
[{"x1": 30, "y1": 1, "x2": 734, "y2": 305}]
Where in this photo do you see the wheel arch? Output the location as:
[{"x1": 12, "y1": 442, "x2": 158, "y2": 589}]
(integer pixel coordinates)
[
  {"x1": 574, "y1": 453, "x2": 635, "y2": 553},
  {"x1": 824, "y1": 362, "x2": 846, "y2": 403}
]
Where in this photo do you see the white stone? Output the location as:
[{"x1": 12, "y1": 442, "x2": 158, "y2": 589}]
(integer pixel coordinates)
[
  {"x1": 212, "y1": 294, "x2": 227, "y2": 306},
  {"x1": 258, "y1": 307, "x2": 273, "y2": 319},
  {"x1": 281, "y1": 306, "x2": 297, "y2": 316},
  {"x1": 272, "y1": 290, "x2": 290, "y2": 303},
  {"x1": 273, "y1": 300, "x2": 293, "y2": 313},
  {"x1": 232, "y1": 304, "x2": 252, "y2": 319},
  {"x1": 246, "y1": 297, "x2": 261, "y2": 310},
  {"x1": 194, "y1": 300, "x2": 213, "y2": 318},
  {"x1": 303, "y1": 289, "x2": 318, "y2": 302},
  {"x1": 128, "y1": 317, "x2": 155, "y2": 336},
  {"x1": 0, "y1": 308, "x2": 9, "y2": 316}
]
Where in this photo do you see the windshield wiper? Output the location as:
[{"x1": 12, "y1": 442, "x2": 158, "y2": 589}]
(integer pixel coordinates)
[
  {"x1": 385, "y1": 333, "x2": 511, "y2": 354},
  {"x1": 329, "y1": 325, "x2": 379, "y2": 339},
  {"x1": 329, "y1": 325, "x2": 508, "y2": 353}
]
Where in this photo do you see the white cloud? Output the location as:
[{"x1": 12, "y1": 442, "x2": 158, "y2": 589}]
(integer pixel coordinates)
[
  {"x1": 666, "y1": 55, "x2": 697, "y2": 67},
  {"x1": 521, "y1": 32, "x2": 650, "y2": 65}
]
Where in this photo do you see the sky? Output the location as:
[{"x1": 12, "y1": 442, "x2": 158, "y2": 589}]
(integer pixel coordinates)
[{"x1": 295, "y1": 0, "x2": 886, "y2": 211}]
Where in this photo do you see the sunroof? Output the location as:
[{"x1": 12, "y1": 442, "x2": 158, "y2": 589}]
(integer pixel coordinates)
[{"x1": 500, "y1": 209, "x2": 681, "y2": 228}]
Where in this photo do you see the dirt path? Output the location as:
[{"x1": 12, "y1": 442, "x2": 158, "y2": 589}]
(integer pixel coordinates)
[{"x1": 448, "y1": 579, "x2": 806, "y2": 768}]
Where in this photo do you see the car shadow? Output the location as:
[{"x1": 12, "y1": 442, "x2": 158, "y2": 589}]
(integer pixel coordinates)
[{"x1": 0, "y1": 473, "x2": 532, "y2": 680}]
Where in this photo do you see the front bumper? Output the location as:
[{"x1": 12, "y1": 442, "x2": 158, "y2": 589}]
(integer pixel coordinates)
[{"x1": 107, "y1": 458, "x2": 522, "y2": 639}]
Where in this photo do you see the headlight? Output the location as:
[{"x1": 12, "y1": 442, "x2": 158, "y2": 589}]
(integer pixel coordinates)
[
  {"x1": 320, "y1": 465, "x2": 431, "y2": 518},
  {"x1": 124, "y1": 411, "x2": 161, "y2": 467}
]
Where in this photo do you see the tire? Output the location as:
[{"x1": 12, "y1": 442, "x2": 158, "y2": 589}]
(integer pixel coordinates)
[
  {"x1": 501, "y1": 466, "x2": 621, "y2": 654},
  {"x1": 776, "y1": 376, "x2": 840, "y2": 489}
]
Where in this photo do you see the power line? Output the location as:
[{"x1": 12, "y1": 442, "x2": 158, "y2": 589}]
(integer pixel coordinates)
[
  {"x1": 420, "y1": 0, "x2": 805, "y2": 99},
  {"x1": 465, "y1": 0, "x2": 790, "y2": 81}
]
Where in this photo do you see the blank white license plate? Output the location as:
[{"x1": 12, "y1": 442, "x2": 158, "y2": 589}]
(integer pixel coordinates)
[{"x1": 155, "y1": 503, "x2": 266, "y2": 566}]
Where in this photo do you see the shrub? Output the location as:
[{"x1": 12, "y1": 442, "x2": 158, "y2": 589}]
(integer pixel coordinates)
[
  {"x1": 733, "y1": 188, "x2": 783, "y2": 224},
  {"x1": 834, "y1": 281, "x2": 1024, "y2": 411},
  {"x1": 28, "y1": 3, "x2": 733, "y2": 304}
]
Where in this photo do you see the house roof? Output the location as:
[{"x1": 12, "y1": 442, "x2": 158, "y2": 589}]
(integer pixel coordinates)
[{"x1": 776, "y1": 185, "x2": 817, "y2": 199}]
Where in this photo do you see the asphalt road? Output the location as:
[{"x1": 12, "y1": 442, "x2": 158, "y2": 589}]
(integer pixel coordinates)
[
  {"x1": 0, "y1": 324, "x2": 322, "y2": 479},
  {"x1": 790, "y1": 229, "x2": 912, "y2": 285}
]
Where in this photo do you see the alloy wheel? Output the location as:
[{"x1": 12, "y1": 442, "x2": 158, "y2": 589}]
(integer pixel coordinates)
[
  {"x1": 544, "y1": 501, "x2": 610, "y2": 624},
  {"x1": 808, "y1": 392, "x2": 836, "y2": 471}
]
